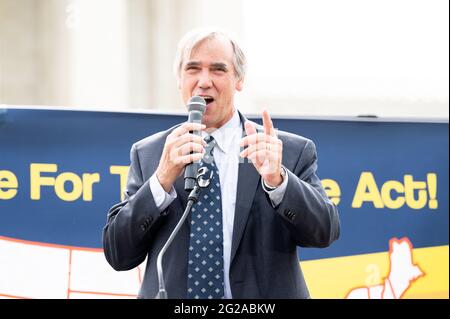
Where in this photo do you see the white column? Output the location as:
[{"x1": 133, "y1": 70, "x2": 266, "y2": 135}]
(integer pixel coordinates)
[
  {"x1": 0, "y1": 0, "x2": 39, "y2": 105},
  {"x1": 68, "y1": 0, "x2": 128, "y2": 108}
]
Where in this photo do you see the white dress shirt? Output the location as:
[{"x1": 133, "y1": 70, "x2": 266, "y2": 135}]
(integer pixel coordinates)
[{"x1": 149, "y1": 109, "x2": 288, "y2": 299}]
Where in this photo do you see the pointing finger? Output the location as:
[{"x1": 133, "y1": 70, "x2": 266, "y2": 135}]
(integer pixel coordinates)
[{"x1": 262, "y1": 109, "x2": 276, "y2": 137}]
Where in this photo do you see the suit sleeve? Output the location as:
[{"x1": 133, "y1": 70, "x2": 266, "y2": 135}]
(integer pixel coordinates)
[
  {"x1": 275, "y1": 139, "x2": 340, "y2": 248},
  {"x1": 102, "y1": 143, "x2": 168, "y2": 271}
]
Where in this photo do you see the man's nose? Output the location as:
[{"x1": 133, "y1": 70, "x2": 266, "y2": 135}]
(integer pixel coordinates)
[{"x1": 197, "y1": 69, "x2": 212, "y2": 89}]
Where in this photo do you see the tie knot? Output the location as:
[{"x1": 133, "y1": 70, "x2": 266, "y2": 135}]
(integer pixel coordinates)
[
  {"x1": 204, "y1": 135, "x2": 217, "y2": 156},
  {"x1": 204, "y1": 134, "x2": 214, "y2": 144}
]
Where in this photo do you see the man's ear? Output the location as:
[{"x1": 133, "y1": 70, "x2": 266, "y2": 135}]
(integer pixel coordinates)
[{"x1": 236, "y1": 78, "x2": 244, "y2": 91}]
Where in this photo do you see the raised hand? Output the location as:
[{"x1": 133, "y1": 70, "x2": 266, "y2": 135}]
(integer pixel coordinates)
[{"x1": 240, "y1": 110, "x2": 283, "y2": 187}]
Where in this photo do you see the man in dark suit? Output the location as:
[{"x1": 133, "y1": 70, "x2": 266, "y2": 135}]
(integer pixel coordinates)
[{"x1": 103, "y1": 29, "x2": 340, "y2": 299}]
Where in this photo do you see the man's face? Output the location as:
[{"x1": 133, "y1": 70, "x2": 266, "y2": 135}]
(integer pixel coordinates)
[{"x1": 179, "y1": 36, "x2": 244, "y2": 129}]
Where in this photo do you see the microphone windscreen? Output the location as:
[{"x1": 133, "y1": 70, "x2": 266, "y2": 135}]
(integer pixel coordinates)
[{"x1": 187, "y1": 96, "x2": 206, "y2": 113}]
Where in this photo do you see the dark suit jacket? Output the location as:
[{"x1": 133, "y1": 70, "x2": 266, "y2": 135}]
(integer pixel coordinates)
[{"x1": 103, "y1": 112, "x2": 340, "y2": 299}]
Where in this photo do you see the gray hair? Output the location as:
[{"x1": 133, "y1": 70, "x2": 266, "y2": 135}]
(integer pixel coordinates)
[{"x1": 173, "y1": 28, "x2": 247, "y2": 82}]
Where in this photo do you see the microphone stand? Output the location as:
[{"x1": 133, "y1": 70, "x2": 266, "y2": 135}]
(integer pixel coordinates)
[{"x1": 155, "y1": 167, "x2": 213, "y2": 299}]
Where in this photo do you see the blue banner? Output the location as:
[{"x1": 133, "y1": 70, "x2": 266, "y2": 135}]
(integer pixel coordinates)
[{"x1": 0, "y1": 108, "x2": 448, "y2": 298}]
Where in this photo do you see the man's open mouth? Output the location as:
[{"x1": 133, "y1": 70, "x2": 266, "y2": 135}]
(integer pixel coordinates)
[{"x1": 201, "y1": 96, "x2": 214, "y2": 105}]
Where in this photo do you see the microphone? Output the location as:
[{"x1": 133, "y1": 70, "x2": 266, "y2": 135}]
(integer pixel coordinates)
[
  {"x1": 155, "y1": 166, "x2": 213, "y2": 299},
  {"x1": 154, "y1": 97, "x2": 210, "y2": 298},
  {"x1": 184, "y1": 96, "x2": 206, "y2": 191}
]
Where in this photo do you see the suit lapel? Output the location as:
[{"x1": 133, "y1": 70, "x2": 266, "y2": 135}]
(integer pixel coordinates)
[
  {"x1": 230, "y1": 112, "x2": 260, "y2": 265},
  {"x1": 230, "y1": 158, "x2": 259, "y2": 265}
]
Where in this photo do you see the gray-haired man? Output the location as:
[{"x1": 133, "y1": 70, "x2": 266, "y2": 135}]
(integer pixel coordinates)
[{"x1": 103, "y1": 28, "x2": 340, "y2": 299}]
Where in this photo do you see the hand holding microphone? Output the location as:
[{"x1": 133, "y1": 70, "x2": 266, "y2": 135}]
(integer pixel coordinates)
[{"x1": 155, "y1": 96, "x2": 207, "y2": 193}]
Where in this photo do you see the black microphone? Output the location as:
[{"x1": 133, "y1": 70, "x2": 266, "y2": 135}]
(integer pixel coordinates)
[{"x1": 184, "y1": 96, "x2": 206, "y2": 191}]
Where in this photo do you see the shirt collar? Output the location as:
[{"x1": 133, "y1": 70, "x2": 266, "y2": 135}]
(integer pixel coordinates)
[{"x1": 202, "y1": 109, "x2": 242, "y2": 154}]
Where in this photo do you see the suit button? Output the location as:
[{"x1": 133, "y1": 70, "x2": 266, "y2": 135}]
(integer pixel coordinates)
[
  {"x1": 140, "y1": 224, "x2": 146, "y2": 231},
  {"x1": 160, "y1": 210, "x2": 168, "y2": 216},
  {"x1": 284, "y1": 209, "x2": 296, "y2": 221}
]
